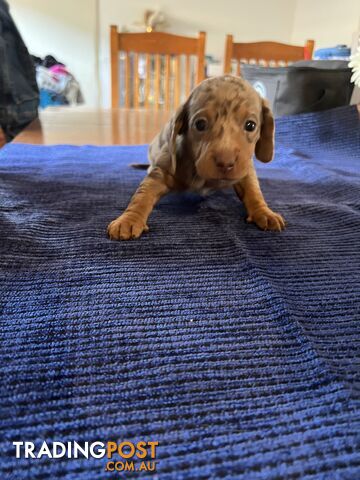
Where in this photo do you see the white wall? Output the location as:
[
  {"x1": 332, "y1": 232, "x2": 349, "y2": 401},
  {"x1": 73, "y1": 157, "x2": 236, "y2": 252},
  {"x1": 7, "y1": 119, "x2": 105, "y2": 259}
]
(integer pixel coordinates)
[
  {"x1": 8, "y1": 0, "x2": 99, "y2": 106},
  {"x1": 292, "y1": 0, "x2": 360, "y2": 49}
]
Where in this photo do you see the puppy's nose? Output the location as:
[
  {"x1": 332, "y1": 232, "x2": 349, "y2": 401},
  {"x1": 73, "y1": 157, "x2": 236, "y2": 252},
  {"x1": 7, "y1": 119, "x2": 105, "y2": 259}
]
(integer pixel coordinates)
[
  {"x1": 214, "y1": 151, "x2": 238, "y2": 172},
  {"x1": 215, "y1": 160, "x2": 234, "y2": 172}
]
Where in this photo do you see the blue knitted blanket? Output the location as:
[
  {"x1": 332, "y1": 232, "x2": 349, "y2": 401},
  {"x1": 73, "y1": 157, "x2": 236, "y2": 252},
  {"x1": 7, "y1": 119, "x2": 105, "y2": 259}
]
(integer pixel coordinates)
[{"x1": 0, "y1": 106, "x2": 359, "y2": 479}]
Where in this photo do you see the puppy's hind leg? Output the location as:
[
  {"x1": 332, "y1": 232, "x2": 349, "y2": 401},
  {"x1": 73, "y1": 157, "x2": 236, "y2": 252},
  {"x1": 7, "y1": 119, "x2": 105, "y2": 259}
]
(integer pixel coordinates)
[{"x1": 108, "y1": 167, "x2": 170, "y2": 240}]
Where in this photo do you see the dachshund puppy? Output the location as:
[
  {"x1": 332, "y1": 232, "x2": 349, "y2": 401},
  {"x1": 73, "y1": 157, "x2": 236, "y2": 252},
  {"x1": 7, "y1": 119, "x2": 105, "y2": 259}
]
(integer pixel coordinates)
[{"x1": 108, "y1": 75, "x2": 285, "y2": 240}]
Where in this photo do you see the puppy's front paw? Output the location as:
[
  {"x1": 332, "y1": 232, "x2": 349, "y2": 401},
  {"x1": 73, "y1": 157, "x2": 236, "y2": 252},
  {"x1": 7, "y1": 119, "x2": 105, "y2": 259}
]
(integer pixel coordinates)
[
  {"x1": 247, "y1": 207, "x2": 285, "y2": 232},
  {"x1": 107, "y1": 212, "x2": 149, "y2": 240}
]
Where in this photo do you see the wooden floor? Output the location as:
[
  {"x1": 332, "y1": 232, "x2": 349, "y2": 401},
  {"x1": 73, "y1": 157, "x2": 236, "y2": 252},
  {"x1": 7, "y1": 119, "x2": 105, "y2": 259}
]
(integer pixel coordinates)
[
  {"x1": 7, "y1": 104, "x2": 360, "y2": 147},
  {"x1": 13, "y1": 107, "x2": 173, "y2": 146}
]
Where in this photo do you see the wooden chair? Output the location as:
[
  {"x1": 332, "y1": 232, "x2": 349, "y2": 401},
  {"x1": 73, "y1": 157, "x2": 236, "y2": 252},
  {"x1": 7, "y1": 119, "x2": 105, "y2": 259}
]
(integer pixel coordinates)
[
  {"x1": 224, "y1": 36, "x2": 315, "y2": 75},
  {"x1": 110, "y1": 26, "x2": 206, "y2": 109}
]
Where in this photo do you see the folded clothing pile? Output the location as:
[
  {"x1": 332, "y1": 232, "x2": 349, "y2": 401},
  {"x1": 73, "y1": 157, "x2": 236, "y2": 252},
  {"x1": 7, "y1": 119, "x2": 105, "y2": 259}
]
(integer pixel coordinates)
[{"x1": 32, "y1": 55, "x2": 84, "y2": 108}]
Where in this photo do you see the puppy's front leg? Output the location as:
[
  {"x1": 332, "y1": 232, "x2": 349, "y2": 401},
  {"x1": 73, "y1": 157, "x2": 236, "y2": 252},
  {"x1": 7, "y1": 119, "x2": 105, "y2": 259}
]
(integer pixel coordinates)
[
  {"x1": 108, "y1": 168, "x2": 170, "y2": 240},
  {"x1": 234, "y1": 166, "x2": 285, "y2": 231}
]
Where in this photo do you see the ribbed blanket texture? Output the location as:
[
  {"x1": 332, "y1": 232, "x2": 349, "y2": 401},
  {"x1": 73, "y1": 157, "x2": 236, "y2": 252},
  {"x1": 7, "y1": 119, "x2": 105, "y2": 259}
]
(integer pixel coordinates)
[{"x1": 0, "y1": 106, "x2": 359, "y2": 479}]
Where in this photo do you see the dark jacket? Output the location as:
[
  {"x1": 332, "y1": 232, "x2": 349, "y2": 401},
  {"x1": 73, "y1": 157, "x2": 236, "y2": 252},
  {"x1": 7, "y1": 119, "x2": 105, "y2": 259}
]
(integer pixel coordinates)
[{"x1": 0, "y1": 0, "x2": 38, "y2": 141}]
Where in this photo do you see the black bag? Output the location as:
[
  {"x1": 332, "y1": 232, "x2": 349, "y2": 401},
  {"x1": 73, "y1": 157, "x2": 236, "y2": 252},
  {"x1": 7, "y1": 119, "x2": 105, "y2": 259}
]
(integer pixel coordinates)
[
  {"x1": 0, "y1": 0, "x2": 38, "y2": 141},
  {"x1": 241, "y1": 60, "x2": 354, "y2": 117}
]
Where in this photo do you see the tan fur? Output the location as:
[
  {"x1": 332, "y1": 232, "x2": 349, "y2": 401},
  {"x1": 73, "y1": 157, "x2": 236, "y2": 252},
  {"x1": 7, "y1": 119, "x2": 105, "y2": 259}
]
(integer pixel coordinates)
[{"x1": 108, "y1": 75, "x2": 285, "y2": 240}]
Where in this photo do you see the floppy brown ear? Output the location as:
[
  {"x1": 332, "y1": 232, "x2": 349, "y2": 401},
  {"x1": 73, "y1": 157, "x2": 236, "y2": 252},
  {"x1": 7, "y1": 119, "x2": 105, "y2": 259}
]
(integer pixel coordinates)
[
  {"x1": 170, "y1": 102, "x2": 189, "y2": 174},
  {"x1": 255, "y1": 99, "x2": 275, "y2": 163}
]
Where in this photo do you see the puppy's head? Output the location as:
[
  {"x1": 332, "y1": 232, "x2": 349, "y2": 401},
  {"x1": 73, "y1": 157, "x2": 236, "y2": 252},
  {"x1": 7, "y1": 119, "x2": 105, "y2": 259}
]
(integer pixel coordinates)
[{"x1": 171, "y1": 75, "x2": 274, "y2": 181}]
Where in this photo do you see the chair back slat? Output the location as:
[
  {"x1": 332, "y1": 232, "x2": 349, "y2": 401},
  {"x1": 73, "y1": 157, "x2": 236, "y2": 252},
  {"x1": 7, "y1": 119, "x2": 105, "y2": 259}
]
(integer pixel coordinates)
[
  {"x1": 110, "y1": 25, "x2": 120, "y2": 108},
  {"x1": 110, "y1": 27, "x2": 206, "y2": 109},
  {"x1": 125, "y1": 54, "x2": 131, "y2": 108},
  {"x1": 144, "y1": 54, "x2": 151, "y2": 108},
  {"x1": 196, "y1": 32, "x2": 206, "y2": 83},
  {"x1": 133, "y1": 53, "x2": 139, "y2": 108},
  {"x1": 164, "y1": 55, "x2": 171, "y2": 110},
  {"x1": 154, "y1": 54, "x2": 161, "y2": 111},
  {"x1": 174, "y1": 57, "x2": 181, "y2": 109},
  {"x1": 185, "y1": 56, "x2": 191, "y2": 97}
]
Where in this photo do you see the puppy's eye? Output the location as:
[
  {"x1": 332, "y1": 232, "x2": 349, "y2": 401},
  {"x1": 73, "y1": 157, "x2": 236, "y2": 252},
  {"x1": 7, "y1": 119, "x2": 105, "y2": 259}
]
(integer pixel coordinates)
[
  {"x1": 194, "y1": 118, "x2": 208, "y2": 132},
  {"x1": 244, "y1": 120, "x2": 256, "y2": 132}
]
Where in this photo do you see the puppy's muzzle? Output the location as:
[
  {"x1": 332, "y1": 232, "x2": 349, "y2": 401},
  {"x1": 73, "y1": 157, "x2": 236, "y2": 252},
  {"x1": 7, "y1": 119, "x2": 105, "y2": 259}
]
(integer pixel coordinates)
[{"x1": 213, "y1": 149, "x2": 239, "y2": 174}]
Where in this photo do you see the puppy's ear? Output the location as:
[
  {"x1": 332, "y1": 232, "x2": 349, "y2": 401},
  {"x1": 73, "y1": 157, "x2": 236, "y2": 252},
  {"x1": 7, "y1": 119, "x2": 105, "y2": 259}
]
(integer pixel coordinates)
[
  {"x1": 170, "y1": 102, "x2": 189, "y2": 174},
  {"x1": 255, "y1": 99, "x2": 275, "y2": 163}
]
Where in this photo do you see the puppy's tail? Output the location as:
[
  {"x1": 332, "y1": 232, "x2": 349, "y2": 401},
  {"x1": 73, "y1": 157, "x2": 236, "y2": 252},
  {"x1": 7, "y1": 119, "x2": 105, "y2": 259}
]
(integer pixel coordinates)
[{"x1": 129, "y1": 163, "x2": 149, "y2": 170}]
